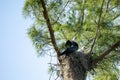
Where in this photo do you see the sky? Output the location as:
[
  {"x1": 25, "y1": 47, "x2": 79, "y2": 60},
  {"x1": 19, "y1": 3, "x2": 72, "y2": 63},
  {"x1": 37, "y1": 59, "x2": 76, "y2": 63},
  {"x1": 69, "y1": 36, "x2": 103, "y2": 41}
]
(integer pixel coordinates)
[{"x1": 0, "y1": 0, "x2": 50, "y2": 80}]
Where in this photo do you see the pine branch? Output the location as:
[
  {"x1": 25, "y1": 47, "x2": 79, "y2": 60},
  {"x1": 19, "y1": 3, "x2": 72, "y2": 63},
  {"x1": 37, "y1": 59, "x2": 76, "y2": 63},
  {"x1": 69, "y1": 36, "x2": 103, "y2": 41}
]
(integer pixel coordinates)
[
  {"x1": 102, "y1": 0, "x2": 111, "y2": 21},
  {"x1": 92, "y1": 40, "x2": 120, "y2": 65},
  {"x1": 88, "y1": 0, "x2": 105, "y2": 55},
  {"x1": 80, "y1": 0, "x2": 85, "y2": 28},
  {"x1": 40, "y1": 0, "x2": 60, "y2": 55},
  {"x1": 112, "y1": 14, "x2": 120, "y2": 20},
  {"x1": 52, "y1": 0, "x2": 69, "y2": 25},
  {"x1": 73, "y1": 0, "x2": 86, "y2": 39}
]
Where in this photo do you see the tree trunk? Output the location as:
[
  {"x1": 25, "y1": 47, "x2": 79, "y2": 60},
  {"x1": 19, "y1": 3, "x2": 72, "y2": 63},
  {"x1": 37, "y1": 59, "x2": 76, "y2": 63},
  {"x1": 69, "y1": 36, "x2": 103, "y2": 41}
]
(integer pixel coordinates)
[{"x1": 60, "y1": 52, "x2": 89, "y2": 80}]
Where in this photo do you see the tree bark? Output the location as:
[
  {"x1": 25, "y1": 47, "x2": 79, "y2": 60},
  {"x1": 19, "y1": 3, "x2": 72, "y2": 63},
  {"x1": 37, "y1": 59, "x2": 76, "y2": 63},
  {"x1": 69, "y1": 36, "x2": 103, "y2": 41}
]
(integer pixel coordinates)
[{"x1": 60, "y1": 52, "x2": 88, "y2": 80}]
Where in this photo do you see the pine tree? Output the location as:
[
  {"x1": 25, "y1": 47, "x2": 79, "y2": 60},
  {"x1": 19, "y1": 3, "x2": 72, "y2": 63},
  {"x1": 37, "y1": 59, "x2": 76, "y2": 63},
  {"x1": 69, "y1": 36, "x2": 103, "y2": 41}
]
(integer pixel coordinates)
[{"x1": 23, "y1": 0, "x2": 120, "y2": 80}]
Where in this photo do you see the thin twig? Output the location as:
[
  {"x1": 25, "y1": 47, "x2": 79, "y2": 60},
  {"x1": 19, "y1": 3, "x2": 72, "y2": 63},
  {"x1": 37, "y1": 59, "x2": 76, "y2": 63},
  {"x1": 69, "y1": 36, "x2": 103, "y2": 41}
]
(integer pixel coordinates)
[
  {"x1": 112, "y1": 14, "x2": 120, "y2": 20},
  {"x1": 49, "y1": 52, "x2": 53, "y2": 80},
  {"x1": 49, "y1": 70, "x2": 54, "y2": 80},
  {"x1": 61, "y1": 29, "x2": 68, "y2": 40},
  {"x1": 55, "y1": 75, "x2": 59, "y2": 80},
  {"x1": 52, "y1": 0, "x2": 70, "y2": 25},
  {"x1": 103, "y1": 0, "x2": 111, "y2": 18},
  {"x1": 47, "y1": 0, "x2": 59, "y2": 11},
  {"x1": 73, "y1": 0, "x2": 86, "y2": 39},
  {"x1": 80, "y1": 0, "x2": 85, "y2": 28},
  {"x1": 88, "y1": 0, "x2": 105, "y2": 55}
]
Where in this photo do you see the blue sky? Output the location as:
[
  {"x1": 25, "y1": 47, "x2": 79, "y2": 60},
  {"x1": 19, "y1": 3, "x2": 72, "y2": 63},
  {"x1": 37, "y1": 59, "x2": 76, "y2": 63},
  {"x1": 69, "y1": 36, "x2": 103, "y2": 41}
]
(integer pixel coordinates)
[{"x1": 0, "y1": 0, "x2": 50, "y2": 80}]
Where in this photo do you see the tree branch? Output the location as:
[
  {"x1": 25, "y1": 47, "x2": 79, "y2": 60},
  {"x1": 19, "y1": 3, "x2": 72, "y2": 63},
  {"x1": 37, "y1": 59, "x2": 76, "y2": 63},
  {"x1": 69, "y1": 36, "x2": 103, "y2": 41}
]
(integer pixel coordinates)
[
  {"x1": 80, "y1": 0, "x2": 85, "y2": 28},
  {"x1": 73, "y1": 0, "x2": 86, "y2": 39},
  {"x1": 112, "y1": 14, "x2": 120, "y2": 21},
  {"x1": 40, "y1": 0, "x2": 60, "y2": 55},
  {"x1": 52, "y1": 0, "x2": 69, "y2": 25},
  {"x1": 102, "y1": 0, "x2": 111, "y2": 20},
  {"x1": 88, "y1": 0, "x2": 105, "y2": 55},
  {"x1": 92, "y1": 40, "x2": 120, "y2": 65}
]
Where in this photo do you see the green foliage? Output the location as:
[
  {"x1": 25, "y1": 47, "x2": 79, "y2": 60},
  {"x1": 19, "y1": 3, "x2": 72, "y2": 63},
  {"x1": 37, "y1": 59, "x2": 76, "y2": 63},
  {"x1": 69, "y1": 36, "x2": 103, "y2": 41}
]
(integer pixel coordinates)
[
  {"x1": 94, "y1": 68, "x2": 119, "y2": 80},
  {"x1": 23, "y1": 0, "x2": 120, "y2": 79},
  {"x1": 28, "y1": 24, "x2": 51, "y2": 55}
]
